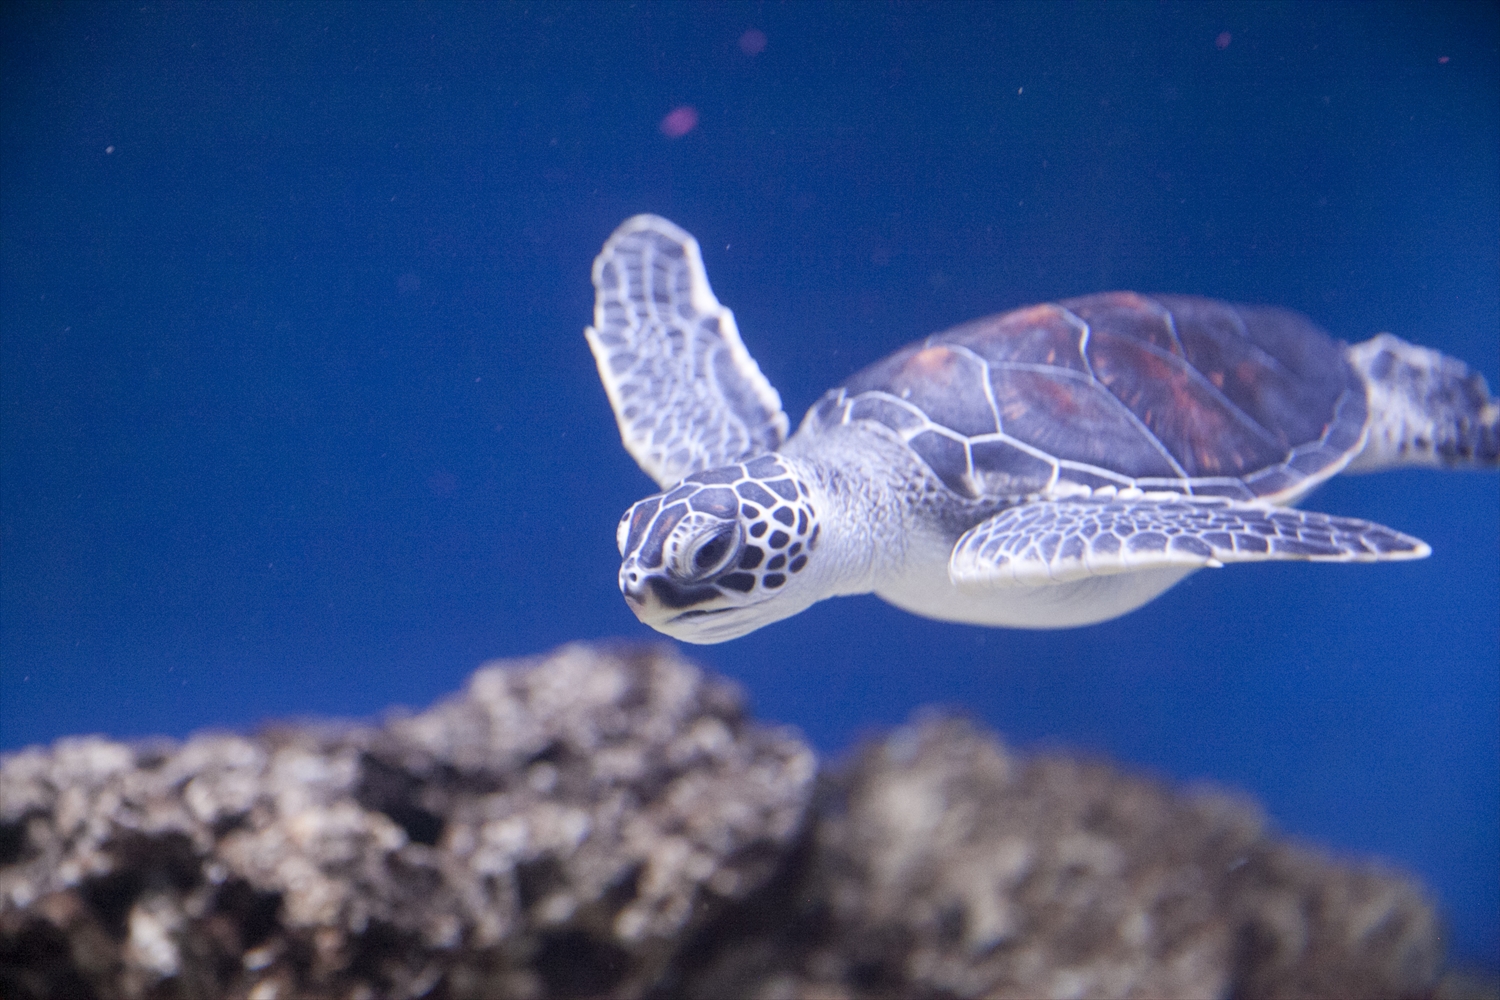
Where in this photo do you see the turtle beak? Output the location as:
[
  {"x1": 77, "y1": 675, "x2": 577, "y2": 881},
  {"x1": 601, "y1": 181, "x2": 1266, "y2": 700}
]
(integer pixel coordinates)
[
  {"x1": 623, "y1": 585, "x2": 669, "y2": 632},
  {"x1": 619, "y1": 560, "x2": 726, "y2": 630},
  {"x1": 631, "y1": 576, "x2": 721, "y2": 614},
  {"x1": 622, "y1": 578, "x2": 649, "y2": 612},
  {"x1": 619, "y1": 566, "x2": 776, "y2": 644},
  {"x1": 619, "y1": 558, "x2": 651, "y2": 613}
]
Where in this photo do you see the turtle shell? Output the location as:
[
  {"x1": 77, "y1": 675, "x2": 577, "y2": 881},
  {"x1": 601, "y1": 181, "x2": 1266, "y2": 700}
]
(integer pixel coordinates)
[{"x1": 806, "y1": 292, "x2": 1369, "y2": 502}]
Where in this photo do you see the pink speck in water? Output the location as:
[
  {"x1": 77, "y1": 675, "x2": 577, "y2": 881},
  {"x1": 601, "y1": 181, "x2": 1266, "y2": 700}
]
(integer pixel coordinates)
[
  {"x1": 739, "y1": 28, "x2": 767, "y2": 56},
  {"x1": 1438, "y1": 55, "x2": 1450, "y2": 64},
  {"x1": 660, "y1": 105, "x2": 699, "y2": 138},
  {"x1": 1215, "y1": 31, "x2": 1232, "y2": 50}
]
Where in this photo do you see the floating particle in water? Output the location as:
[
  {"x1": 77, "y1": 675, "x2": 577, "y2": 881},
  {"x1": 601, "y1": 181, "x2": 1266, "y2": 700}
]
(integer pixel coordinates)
[
  {"x1": 1215, "y1": 32, "x2": 1232, "y2": 50},
  {"x1": 739, "y1": 28, "x2": 767, "y2": 55},
  {"x1": 660, "y1": 106, "x2": 699, "y2": 138},
  {"x1": 1438, "y1": 55, "x2": 1450, "y2": 64}
]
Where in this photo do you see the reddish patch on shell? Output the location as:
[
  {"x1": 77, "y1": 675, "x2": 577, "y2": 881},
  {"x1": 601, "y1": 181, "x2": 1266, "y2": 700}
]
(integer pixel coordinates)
[
  {"x1": 1007, "y1": 303, "x2": 1064, "y2": 327},
  {"x1": 1027, "y1": 373, "x2": 1083, "y2": 418},
  {"x1": 909, "y1": 346, "x2": 955, "y2": 373}
]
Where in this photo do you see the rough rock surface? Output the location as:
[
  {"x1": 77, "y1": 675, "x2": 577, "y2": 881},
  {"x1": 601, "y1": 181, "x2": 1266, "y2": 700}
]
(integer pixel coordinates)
[
  {"x1": 669, "y1": 715, "x2": 1441, "y2": 1000},
  {"x1": 1, "y1": 644, "x2": 815, "y2": 999},
  {"x1": 0, "y1": 643, "x2": 1444, "y2": 999}
]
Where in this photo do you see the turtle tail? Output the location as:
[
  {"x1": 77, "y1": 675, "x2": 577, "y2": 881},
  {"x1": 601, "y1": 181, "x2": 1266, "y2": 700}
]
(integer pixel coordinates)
[{"x1": 1345, "y1": 333, "x2": 1499, "y2": 472}]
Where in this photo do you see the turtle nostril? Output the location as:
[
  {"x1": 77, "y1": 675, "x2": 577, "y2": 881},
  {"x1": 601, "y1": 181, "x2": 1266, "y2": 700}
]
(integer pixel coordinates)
[{"x1": 621, "y1": 566, "x2": 647, "y2": 601}]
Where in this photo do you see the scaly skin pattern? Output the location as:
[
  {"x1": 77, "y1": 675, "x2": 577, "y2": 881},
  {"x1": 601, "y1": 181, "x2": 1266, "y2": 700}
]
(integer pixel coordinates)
[
  {"x1": 948, "y1": 494, "x2": 1427, "y2": 587},
  {"x1": 616, "y1": 427, "x2": 930, "y2": 643}
]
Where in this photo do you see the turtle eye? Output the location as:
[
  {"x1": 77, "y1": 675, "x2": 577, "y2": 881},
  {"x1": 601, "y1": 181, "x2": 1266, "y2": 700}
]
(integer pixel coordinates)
[{"x1": 678, "y1": 523, "x2": 740, "y2": 581}]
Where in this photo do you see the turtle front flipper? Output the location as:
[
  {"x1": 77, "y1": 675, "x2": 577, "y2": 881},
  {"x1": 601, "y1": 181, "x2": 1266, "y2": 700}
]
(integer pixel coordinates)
[
  {"x1": 587, "y1": 214, "x2": 788, "y2": 489},
  {"x1": 1345, "y1": 333, "x2": 1499, "y2": 472},
  {"x1": 948, "y1": 495, "x2": 1429, "y2": 588}
]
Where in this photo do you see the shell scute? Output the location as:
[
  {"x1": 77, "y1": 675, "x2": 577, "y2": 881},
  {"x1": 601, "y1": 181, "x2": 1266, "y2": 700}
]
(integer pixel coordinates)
[
  {"x1": 847, "y1": 395, "x2": 928, "y2": 435},
  {"x1": 811, "y1": 393, "x2": 847, "y2": 427},
  {"x1": 1323, "y1": 393, "x2": 1370, "y2": 453},
  {"x1": 987, "y1": 367, "x2": 1179, "y2": 479},
  {"x1": 847, "y1": 344, "x2": 997, "y2": 437},
  {"x1": 969, "y1": 439, "x2": 1055, "y2": 496},
  {"x1": 1243, "y1": 466, "x2": 1302, "y2": 497},
  {"x1": 1065, "y1": 292, "x2": 1185, "y2": 358},
  {"x1": 1288, "y1": 447, "x2": 1341, "y2": 476},
  {"x1": 1087, "y1": 328, "x2": 1282, "y2": 477},
  {"x1": 1159, "y1": 303, "x2": 1296, "y2": 445},
  {"x1": 908, "y1": 430, "x2": 974, "y2": 498},
  {"x1": 1156, "y1": 296, "x2": 1361, "y2": 449},
  {"x1": 937, "y1": 303, "x2": 1090, "y2": 372},
  {"x1": 826, "y1": 292, "x2": 1367, "y2": 502}
]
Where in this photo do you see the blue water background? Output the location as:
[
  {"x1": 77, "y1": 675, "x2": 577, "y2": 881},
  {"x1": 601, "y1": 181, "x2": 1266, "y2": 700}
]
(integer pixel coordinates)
[{"x1": 3, "y1": 1, "x2": 1496, "y2": 967}]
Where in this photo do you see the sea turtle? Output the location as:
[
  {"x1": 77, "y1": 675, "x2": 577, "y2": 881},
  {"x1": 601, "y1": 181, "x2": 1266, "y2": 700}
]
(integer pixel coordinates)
[{"x1": 586, "y1": 214, "x2": 1498, "y2": 644}]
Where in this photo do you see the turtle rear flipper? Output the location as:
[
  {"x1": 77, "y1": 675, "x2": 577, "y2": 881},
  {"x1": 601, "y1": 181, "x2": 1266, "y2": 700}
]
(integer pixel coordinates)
[
  {"x1": 1346, "y1": 333, "x2": 1500, "y2": 472},
  {"x1": 948, "y1": 495, "x2": 1429, "y2": 588},
  {"x1": 587, "y1": 214, "x2": 788, "y2": 489}
]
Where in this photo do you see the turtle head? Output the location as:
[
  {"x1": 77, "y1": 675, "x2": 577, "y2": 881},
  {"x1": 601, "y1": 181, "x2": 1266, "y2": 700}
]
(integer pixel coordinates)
[{"x1": 615, "y1": 455, "x2": 824, "y2": 643}]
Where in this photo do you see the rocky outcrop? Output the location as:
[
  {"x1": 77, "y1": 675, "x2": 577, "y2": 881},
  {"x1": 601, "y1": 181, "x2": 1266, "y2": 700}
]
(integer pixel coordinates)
[
  {"x1": 1, "y1": 643, "x2": 1443, "y2": 999},
  {"x1": 671, "y1": 714, "x2": 1440, "y2": 1000}
]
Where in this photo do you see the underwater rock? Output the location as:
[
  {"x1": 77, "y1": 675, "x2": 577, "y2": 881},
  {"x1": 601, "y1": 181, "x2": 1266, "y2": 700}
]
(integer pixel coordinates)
[
  {"x1": 0, "y1": 643, "x2": 1442, "y2": 999},
  {"x1": 0, "y1": 644, "x2": 815, "y2": 999},
  {"x1": 670, "y1": 715, "x2": 1441, "y2": 999}
]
